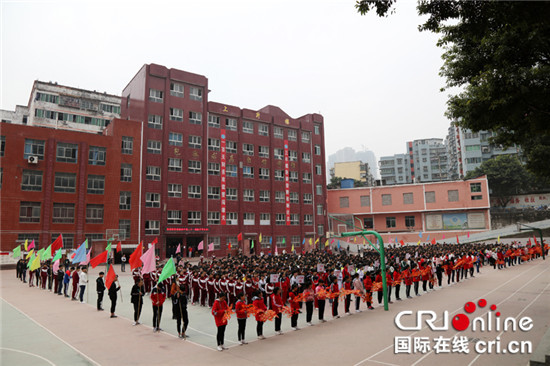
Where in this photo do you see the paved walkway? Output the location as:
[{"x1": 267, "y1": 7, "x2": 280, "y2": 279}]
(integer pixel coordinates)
[{"x1": 1, "y1": 258, "x2": 549, "y2": 366}]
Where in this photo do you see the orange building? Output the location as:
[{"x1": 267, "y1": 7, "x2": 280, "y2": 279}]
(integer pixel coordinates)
[{"x1": 327, "y1": 177, "x2": 490, "y2": 244}]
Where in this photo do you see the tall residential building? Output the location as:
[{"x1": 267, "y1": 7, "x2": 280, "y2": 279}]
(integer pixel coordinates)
[
  {"x1": 330, "y1": 161, "x2": 375, "y2": 186},
  {"x1": 378, "y1": 154, "x2": 412, "y2": 185},
  {"x1": 122, "y1": 63, "x2": 328, "y2": 258},
  {"x1": 0, "y1": 80, "x2": 121, "y2": 134},
  {"x1": 327, "y1": 147, "x2": 378, "y2": 179},
  {"x1": 446, "y1": 123, "x2": 520, "y2": 178},
  {"x1": 408, "y1": 138, "x2": 448, "y2": 183}
]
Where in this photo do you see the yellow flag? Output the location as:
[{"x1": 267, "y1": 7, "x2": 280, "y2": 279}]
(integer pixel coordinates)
[
  {"x1": 314, "y1": 238, "x2": 319, "y2": 245},
  {"x1": 259, "y1": 233, "x2": 262, "y2": 243},
  {"x1": 309, "y1": 238, "x2": 313, "y2": 245},
  {"x1": 354, "y1": 236, "x2": 357, "y2": 243},
  {"x1": 26, "y1": 249, "x2": 34, "y2": 259},
  {"x1": 417, "y1": 240, "x2": 421, "y2": 246},
  {"x1": 24, "y1": 239, "x2": 28, "y2": 251},
  {"x1": 497, "y1": 236, "x2": 500, "y2": 243},
  {"x1": 324, "y1": 240, "x2": 329, "y2": 247},
  {"x1": 291, "y1": 244, "x2": 294, "y2": 252},
  {"x1": 30, "y1": 253, "x2": 41, "y2": 271}
]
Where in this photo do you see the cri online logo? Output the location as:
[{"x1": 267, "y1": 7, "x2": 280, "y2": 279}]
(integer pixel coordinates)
[{"x1": 395, "y1": 299, "x2": 533, "y2": 332}]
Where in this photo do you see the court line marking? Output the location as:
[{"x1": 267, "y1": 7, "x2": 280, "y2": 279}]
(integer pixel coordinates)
[
  {"x1": 409, "y1": 263, "x2": 550, "y2": 366},
  {"x1": 466, "y1": 281, "x2": 550, "y2": 366},
  {"x1": 0, "y1": 298, "x2": 101, "y2": 366},
  {"x1": 0, "y1": 347, "x2": 56, "y2": 366},
  {"x1": 353, "y1": 260, "x2": 545, "y2": 366}
]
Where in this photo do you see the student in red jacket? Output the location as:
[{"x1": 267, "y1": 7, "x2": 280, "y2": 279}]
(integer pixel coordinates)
[
  {"x1": 288, "y1": 284, "x2": 300, "y2": 330},
  {"x1": 151, "y1": 285, "x2": 167, "y2": 332},
  {"x1": 235, "y1": 292, "x2": 248, "y2": 345},
  {"x1": 212, "y1": 292, "x2": 229, "y2": 351},
  {"x1": 252, "y1": 291, "x2": 267, "y2": 340},
  {"x1": 363, "y1": 272, "x2": 374, "y2": 310},
  {"x1": 271, "y1": 287, "x2": 284, "y2": 335}
]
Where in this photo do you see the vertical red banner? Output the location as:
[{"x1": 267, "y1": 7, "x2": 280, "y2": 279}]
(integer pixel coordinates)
[
  {"x1": 220, "y1": 129, "x2": 227, "y2": 225},
  {"x1": 284, "y1": 140, "x2": 290, "y2": 225}
]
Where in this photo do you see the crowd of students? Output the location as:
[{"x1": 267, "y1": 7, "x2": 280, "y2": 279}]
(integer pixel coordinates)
[{"x1": 14, "y1": 240, "x2": 547, "y2": 351}]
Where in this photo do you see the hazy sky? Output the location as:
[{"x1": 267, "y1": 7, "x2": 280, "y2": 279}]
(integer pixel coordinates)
[{"x1": 1, "y1": 0, "x2": 451, "y2": 161}]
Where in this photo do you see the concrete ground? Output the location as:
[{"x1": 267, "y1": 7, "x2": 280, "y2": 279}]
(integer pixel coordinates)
[{"x1": 1, "y1": 258, "x2": 549, "y2": 366}]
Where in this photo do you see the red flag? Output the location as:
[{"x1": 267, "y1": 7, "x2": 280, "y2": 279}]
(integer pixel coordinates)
[
  {"x1": 90, "y1": 251, "x2": 108, "y2": 269},
  {"x1": 228, "y1": 242, "x2": 232, "y2": 250},
  {"x1": 51, "y1": 234, "x2": 63, "y2": 256},
  {"x1": 533, "y1": 235, "x2": 538, "y2": 245},
  {"x1": 129, "y1": 241, "x2": 143, "y2": 270},
  {"x1": 151, "y1": 237, "x2": 158, "y2": 245},
  {"x1": 431, "y1": 238, "x2": 436, "y2": 245},
  {"x1": 105, "y1": 265, "x2": 117, "y2": 290},
  {"x1": 399, "y1": 240, "x2": 405, "y2": 246},
  {"x1": 237, "y1": 233, "x2": 243, "y2": 241},
  {"x1": 456, "y1": 235, "x2": 460, "y2": 244},
  {"x1": 116, "y1": 241, "x2": 122, "y2": 253}
]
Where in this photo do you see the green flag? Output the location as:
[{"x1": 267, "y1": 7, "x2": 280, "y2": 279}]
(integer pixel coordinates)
[
  {"x1": 250, "y1": 240, "x2": 254, "y2": 249},
  {"x1": 42, "y1": 244, "x2": 52, "y2": 260},
  {"x1": 37, "y1": 248, "x2": 45, "y2": 260},
  {"x1": 27, "y1": 253, "x2": 36, "y2": 268},
  {"x1": 84, "y1": 239, "x2": 88, "y2": 249},
  {"x1": 157, "y1": 258, "x2": 176, "y2": 284},
  {"x1": 12, "y1": 245, "x2": 21, "y2": 258},
  {"x1": 52, "y1": 249, "x2": 62, "y2": 262},
  {"x1": 105, "y1": 240, "x2": 112, "y2": 252}
]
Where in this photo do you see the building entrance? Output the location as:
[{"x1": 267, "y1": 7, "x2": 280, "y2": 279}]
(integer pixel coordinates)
[{"x1": 166, "y1": 237, "x2": 182, "y2": 258}]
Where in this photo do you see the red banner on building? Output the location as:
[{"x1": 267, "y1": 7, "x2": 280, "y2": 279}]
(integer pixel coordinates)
[
  {"x1": 284, "y1": 140, "x2": 290, "y2": 225},
  {"x1": 220, "y1": 129, "x2": 227, "y2": 225}
]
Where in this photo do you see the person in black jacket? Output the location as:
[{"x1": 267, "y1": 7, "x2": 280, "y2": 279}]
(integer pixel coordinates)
[
  {"x1": 131, "y1": 278, "x2": 145, "y2": 325},
  {"x1": 108, "y1": 276, "x2": 120, "y2": 318},
  {"x1": 96, "y1": 272, "x2": 105, "y2": 311},
  {"x1": 56, "y1": 266, "x2": 65, "y2": 295},
  {"x1": 172, "y1": 283, "x2": 188, "y2": 338}
]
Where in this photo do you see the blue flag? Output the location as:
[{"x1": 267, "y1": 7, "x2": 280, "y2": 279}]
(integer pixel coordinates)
[
  {"x1": 72, "y1": 241, "x2": 87, "y2": 263},
  {"x1": 426, "y1": 234, "x2": 430, "y2": 241},
  {"x1": 302, "y1": 238, "x2": 305, "y2": 245},
  {"x1": 269, "y1": 237, "x2": 273, "y2": 244},
  {"x1": 337, "y1": 240, "x2": 341, "y2": 250},
  {"x1": 419, "y1": 231, "x2": 423, "y2": 238}
]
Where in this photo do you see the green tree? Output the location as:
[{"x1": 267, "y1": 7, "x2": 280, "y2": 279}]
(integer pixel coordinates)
[
  {"x1": 356, "y1": 1, "x2": 550, "y2": 178},
  {"x1": 465, "y1": 155, "x2": 533, "y2": 207}
]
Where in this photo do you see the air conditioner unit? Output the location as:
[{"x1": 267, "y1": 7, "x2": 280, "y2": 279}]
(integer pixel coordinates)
[{"x1": 27, "y1": 156, "x2": 39, "y2": 164}]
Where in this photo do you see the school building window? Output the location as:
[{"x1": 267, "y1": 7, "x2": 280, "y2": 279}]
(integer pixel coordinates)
[
  {"x1": 24, "y1": 139, "x2": 45, "y2": 160},
  {"x1": 167, "y1": 210, "x2": 182, "y2": 225},
  {"x1": 168, "y1": 183, "x2": 182, "y2": 198},
  {"x1": 405, "y1": 215, "x2": 415, "y2": 228},
  {"x1": 168, "y1": 158, "x2": 182, "y2": 172},
  {"x1": 121, "y1": 136, "x2": 133, "y2": 155},
  {"x1": 208, "y1": 212, "x2": 220, "y2": 225},
  {"x1": 403, "y1": 192, "x2": 414, "y2": 205},
  {"x1": 19, "y1": 201, "x2": 41, "y2": 223},
  {"x1": 386, "y1": 217, "x2": 396, "y2": 228},
  {"x1": 149, "y1": 89, "x2": 163, "y2": 103},
  {"x1": 470, "y1": 183, "x2": 482, "y2": 193},
  {"x1": 146, "y1": 166, "x2": 161, "y2": 181},
  {"x1": 88, "y1": 146, "x2": 106, "y2": 165},
  {"x1": 339, "y1": 197, "x2": 349, "y2": 208},
  {"x1": 146, "y1": 192, "x2": 160, "y2": 208},
  {"x1": 119, "y1": 191, "x2": 131, "y2": 210},
  {"x1": 52, "y1": 203, "x2": 75, "y2": 223},
  {"x1": 87, "y1": 175, "x2": 105, "y2": 194},
  {"x1": 145, "y1": 220, "x2": 160, "y2": 235},
  {"x1": 54, "y1": 172, "x2": 76, "y2": 193},
  {"x1": 360, "y1": 195, "x2": 370, "y2": 207},
  {"x1": 448, "y1": 190, "x2": 459, "y2": 202},
  {"x1": 425, "y1": 191, "x2": 435, "y2": 203},
  {"x1": 21, "y1": 170, "x2": 42, "y2": 191},
  {"x1": 188, "y1": 185, "x2": 201, "y2": 199},
  {"x1": 86, "y1": 204, "x2": 104, "y2": 224},
  {"x1": 187, "y1": 211, "x2": 201, "y2": 225},
  {"x1": 56, "y1": 143, "x2": 78, "y2": 163},
  {"x1": 148, "y1": 114, "x2": 163, "y2": 129},
  {"x1": 119, "y1": 220, "x2": 131, "y2": 239},
  {"x1": 382, "y1": 194, "x2": 392, "y2": 206},
  {"x1": 189, "y1": 111, "x2": 202, "y2": 125}
]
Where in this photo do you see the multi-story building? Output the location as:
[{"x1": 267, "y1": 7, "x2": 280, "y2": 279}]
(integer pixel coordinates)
[
  {"x1": 327, "y1": 147, "x2": 378, "y2": 180},
  {"x1": 378, "y1": 154, "x2": 411, "y2": 185},
  {"x1": 0, "y1": 119, "x2": 142, "y2": 254},
  {"x1": 408, "y1": 138, "x2": 448, "y2": 183},
  {"x1": 0, "y1": 80, "x2": 121, "y2": 134},
  {"x1": 379, "y1": 139, "x2": 448, "y2": 185},
  {"x1": 446, "y1": 124, "x2": 520, "y2": 178},
  {"x1": 330, "y1": 161, "x2": 375, "y2": 186},
  {"x1": 327, "y1": 177, "x2": 491, "y2": 244},
  {"x1": 121, "y1": 64, "x2": 328, "y2": 258}
]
